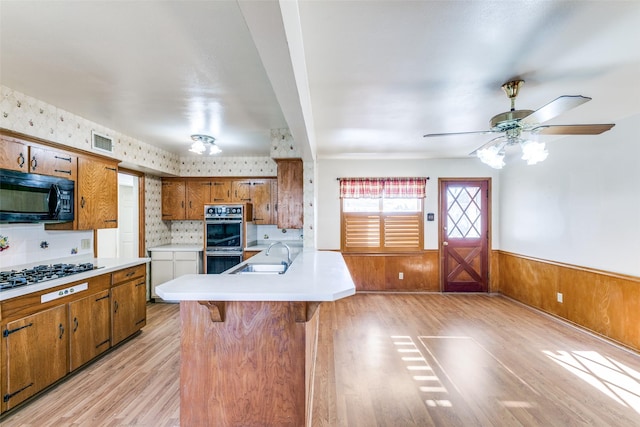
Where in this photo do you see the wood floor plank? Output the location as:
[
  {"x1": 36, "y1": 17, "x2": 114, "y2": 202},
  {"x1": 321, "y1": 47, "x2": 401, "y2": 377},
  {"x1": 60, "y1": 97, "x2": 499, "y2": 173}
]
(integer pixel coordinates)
[{"x1": 2, "y1": 294, "x2": 640, "y2": 426}]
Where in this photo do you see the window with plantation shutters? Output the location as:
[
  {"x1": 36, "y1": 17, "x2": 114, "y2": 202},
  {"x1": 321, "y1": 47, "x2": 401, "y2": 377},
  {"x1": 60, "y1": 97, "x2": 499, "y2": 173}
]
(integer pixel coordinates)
[{"x1": 339, "y1": 177, "x2": 426, "y2": 253}]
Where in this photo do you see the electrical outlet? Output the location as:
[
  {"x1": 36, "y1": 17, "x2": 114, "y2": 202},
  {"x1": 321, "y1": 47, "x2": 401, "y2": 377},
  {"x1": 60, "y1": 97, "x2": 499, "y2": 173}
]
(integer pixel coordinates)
[
  {"x1": 399, "y1": 272, "x2": 404, "y2": 280},
  {"x1": 81, "y1": 239, "x2": 91, "y2": 249},
  {"x1": 557, "y1": 292, "x2": 563, "y2": 303}
]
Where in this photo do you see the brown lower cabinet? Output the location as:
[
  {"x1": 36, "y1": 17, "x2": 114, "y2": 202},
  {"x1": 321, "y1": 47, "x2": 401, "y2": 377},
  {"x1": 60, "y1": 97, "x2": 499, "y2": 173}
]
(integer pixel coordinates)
[
  {"x1": 2, "y1": 304, "x2": 68, "y2": 411},
  {"x1": 0, "y1": 264, "x2": 147, "y2": 414},
  {"x1": 111, "y1": 265, "x2": 147, "y2": 345}
]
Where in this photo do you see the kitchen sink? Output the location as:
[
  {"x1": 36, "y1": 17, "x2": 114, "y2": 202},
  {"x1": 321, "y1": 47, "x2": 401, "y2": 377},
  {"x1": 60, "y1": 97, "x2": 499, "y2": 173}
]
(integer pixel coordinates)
[{"x1": 229, "y1": 262, "x2": 289, "y2": 275}]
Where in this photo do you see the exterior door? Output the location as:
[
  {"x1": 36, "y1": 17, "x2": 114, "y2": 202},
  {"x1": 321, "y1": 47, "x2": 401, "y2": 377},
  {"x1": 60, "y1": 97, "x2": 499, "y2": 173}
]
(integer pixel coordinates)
[{"x1": 440, "y1": 179, "x2": 490, "y2": 292}]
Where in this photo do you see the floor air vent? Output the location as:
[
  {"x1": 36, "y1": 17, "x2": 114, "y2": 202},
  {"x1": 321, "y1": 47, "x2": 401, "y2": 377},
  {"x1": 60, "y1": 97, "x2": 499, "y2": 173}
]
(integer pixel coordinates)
[{"x1": 92, "y1": 131, "x2": 114, "y2": 154}]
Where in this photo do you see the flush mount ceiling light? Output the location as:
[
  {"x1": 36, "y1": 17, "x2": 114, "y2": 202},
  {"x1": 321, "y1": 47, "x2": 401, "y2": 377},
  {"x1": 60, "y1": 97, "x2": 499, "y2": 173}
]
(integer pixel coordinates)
[
  {"x1": 423, "y1": 80, "x2": 615, "y2": 169},
  {"x1": 190, "y1": 134, "x2": 221, "y2": 155}
]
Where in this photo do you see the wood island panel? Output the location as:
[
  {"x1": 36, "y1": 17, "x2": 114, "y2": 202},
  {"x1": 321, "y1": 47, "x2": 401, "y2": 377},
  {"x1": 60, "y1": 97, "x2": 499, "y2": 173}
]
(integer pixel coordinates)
[{"x1": 180, "y1": 300, "x2": 319, "y2": 426}]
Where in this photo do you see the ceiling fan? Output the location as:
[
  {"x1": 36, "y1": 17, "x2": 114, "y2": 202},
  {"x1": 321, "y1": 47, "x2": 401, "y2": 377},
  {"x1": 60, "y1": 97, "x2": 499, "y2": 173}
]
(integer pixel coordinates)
[{"x1": 423, "y1": 80, "x2": 615, "y2": 168}]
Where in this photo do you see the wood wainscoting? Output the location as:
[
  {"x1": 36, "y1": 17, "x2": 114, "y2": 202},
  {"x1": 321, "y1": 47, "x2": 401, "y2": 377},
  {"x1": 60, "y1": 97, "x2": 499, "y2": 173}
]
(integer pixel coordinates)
[
  {"x1": 496, "y1": 250, "x2": 640, "y2": 352},
  {"x1": 343, "y1": 251, "x2": 439, "y2": 292}
]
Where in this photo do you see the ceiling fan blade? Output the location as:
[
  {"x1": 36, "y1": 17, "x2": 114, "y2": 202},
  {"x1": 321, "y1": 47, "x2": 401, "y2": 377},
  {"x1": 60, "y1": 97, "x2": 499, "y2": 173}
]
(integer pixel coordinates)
[
  {"x1": 423, "y1": 130, "x2": 494, "y2": 138},
  {"x1": 531, "y1": 124, "x2": 615, "y2": 135},
  {"x1": 468, "y1": 136, "x2": 506, "y2": 156},
  {"x1": 520, "y1": 95, "x2": 591, "y2": 125}
]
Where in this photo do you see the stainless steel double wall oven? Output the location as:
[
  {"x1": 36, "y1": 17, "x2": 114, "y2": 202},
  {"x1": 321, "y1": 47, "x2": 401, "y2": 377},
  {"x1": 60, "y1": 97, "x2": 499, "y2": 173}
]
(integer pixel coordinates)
[{"x1": 204, "y1": 204, "x2": 251, "y2": 274}]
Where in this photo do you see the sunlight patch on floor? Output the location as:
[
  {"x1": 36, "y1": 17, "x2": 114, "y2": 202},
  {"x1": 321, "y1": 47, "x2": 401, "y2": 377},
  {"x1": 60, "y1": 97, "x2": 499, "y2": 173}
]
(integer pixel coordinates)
[
  {"x1": 391, "y1": 335, "x2": 452, "y2": 408},
  {"x1": 544, "y1": 350, "x2": 640, "y2": 414}
]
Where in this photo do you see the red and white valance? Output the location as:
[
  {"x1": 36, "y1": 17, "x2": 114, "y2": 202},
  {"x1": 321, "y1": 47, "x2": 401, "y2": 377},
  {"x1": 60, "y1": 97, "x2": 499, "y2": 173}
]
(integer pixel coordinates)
[{"x1": 339, "y1": 177, "x2": 427, "y2": 198}]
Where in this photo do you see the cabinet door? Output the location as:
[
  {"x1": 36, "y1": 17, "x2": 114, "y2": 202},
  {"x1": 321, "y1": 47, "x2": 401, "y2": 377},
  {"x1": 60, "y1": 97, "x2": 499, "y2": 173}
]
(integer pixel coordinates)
[
  {"x1": 231, "y1": 180, "x2": 252, "y2": 203},
  {"x1": 78, "y1": 156, "x2": 118, "y2": 229},
  {"x1": 211, "y1": 181, "x2": 231, "y2": 202},
  {"x1": 251, "y1": 180, "x2": 274, "y2": 225},
  {"x1": 174, "y1": 251, "x2": 199, "y2": 276},
  {"x1": 69, "y1": 290, "x2": 111, "y2": 371},
  {"x1": 161, "y1": 180, "x2": 186, "y2": 220},
  {"x1": 112, "y1": 278, "x2": 146, "y2": 345},
  {"x1": 151, "y1": 253, "x2": 173, "y2": 298},
  {"x1": 0, "y1": 137, "x2": 28, "y2": 171},
  {"x1": 276, "y1": 159, "x2": 303, "y2": 229},
  {"x1": 2, "y1": 305, "x2": 68, "y2": 410},
  {"x1": 29, "y1": 146, "x2": 77, "y2": 180},
  {"x1": 186, "y1": 181, "x2": 211, "y2": 220}
]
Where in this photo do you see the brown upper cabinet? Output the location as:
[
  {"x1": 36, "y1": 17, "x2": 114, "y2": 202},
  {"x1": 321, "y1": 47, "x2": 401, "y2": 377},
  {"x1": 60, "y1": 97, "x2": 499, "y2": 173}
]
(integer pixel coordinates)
[
  {"x1": 161, "y1": 179, "x2": 186, "y2": 220},
  {"x1": 161, "y1": 177, "x2": 277, "y2": 224},
  {"x1": 211, "y1": 180, "x2": 231, "y2": 202},
  {"x1": 77, "y1": 156, "x2": 118, "y2": 230},
  {"x1": 0, "y1": 134, "x2": 77, "y2": 179},
  {"x1": 276, "y1": 159, "x2": 303, "y2": 229}
]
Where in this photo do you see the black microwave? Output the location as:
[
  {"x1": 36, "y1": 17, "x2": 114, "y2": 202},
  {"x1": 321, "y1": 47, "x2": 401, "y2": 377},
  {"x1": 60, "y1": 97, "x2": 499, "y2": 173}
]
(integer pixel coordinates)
[{"x1": 0, "y1": 169, "x2": 74, "y2": 223}]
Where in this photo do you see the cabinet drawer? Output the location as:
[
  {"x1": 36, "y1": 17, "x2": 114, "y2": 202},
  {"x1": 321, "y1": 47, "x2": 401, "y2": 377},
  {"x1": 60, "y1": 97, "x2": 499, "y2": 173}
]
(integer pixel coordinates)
[
  {"x1": 112, "y1": 264, "x2": 146, "y2": 285},
  {"x1": 175, "y1": 251, "x2": 198, "y2": 261},
  {"x1": 151, "y1": 251, "x2": 174, "y2": 261},
  {"x1": 0, "y1": 273, "x2": 111, "y2": 323}
]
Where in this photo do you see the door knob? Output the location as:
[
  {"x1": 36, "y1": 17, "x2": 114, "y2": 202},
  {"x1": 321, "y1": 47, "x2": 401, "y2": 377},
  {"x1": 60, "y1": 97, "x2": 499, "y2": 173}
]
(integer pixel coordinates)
[{"x1": 443, "y1": 241, "x2": 449, "y2": 246}]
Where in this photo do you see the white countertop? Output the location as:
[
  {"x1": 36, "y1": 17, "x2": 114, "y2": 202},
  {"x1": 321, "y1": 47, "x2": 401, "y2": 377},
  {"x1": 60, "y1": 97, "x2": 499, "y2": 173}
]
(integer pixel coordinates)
[
  {"x1": 155, "y1": 250, "x2": 355, "y2": 302},
  {"x1": 0, "y1": 257, "x2": 150, "y2": 302},
  {"x1": 148, "y1": 244, "x2": 203, "y2": 252}
]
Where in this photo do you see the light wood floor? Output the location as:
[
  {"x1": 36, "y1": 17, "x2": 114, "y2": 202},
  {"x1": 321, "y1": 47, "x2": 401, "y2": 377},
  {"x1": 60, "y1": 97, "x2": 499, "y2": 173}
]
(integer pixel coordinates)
[{"x1": 3, "y1": 294, "x2": 640, "y2": 426}]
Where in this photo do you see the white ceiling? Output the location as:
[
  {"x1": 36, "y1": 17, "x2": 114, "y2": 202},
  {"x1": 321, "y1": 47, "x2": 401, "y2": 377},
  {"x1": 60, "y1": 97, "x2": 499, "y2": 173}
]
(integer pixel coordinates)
[{"x1": 2, "y1": 1, "x2": 639, "y2": 161}]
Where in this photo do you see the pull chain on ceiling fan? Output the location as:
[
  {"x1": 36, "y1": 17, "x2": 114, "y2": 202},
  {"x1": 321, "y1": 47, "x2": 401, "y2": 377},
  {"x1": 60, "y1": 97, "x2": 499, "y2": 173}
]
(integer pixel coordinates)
[{"x1": 423, "y1": 80, "x2": 615, "y2": 169}]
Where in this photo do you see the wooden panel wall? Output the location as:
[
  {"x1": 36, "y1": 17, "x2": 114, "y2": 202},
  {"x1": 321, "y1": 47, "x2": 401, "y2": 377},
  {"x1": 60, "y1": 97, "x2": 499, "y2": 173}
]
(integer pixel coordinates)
[
  {"x1": 497, "y1": 251, "x2": 640, "y2": 352},
  {"x1": 343, "y1": 251, "x2": 439, "y2": 292}
]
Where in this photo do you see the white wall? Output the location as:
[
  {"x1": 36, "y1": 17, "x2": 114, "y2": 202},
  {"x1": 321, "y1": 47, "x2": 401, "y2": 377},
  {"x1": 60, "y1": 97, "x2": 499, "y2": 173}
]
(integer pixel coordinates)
[
  {"x1": 316, "y1": 158, "x2": 500, "y2": 250},
  {"x1": 499, "y1": 114, "x2": 640, "y2": 276}
]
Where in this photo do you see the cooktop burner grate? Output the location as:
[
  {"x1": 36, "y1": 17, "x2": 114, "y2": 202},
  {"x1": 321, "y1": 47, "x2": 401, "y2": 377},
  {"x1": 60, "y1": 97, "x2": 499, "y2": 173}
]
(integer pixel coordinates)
[{"x1": 0, "y1": 262, "x2": 95, "y2": 291}]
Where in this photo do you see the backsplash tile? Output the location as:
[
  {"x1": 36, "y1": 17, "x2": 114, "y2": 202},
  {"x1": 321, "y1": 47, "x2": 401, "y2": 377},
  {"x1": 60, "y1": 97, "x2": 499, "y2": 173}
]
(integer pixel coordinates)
[{"x1": 0, "y1": 224, "x2": 93, "y2": 269}]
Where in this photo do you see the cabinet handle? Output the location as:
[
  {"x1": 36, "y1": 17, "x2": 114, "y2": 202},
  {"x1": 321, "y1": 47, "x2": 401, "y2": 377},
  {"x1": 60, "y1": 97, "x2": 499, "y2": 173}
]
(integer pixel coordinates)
[
  {"x1": 181, "y1": 201, "x2": 184, "y2": 208},
  {"x1": 126, "y1": 271, "x2": 135, "y2": 277},
  {"x1": 3, "y1": 383, "x2": 34, "y2": 403},
  {"x1": 80, "y1": 196, "x2": 86, "y2": 208},
  {"x1": 266, "y1": 204, "x2": 269, "y2": 212},
  {"x1": 3, "y1": 322, "x2": 33, "y2": 337},
  {"x1": 73, "y1": 317, "x2": 79, "y2": 332},
  {"x1": 54, "y1": 169, "x2": 72, "y2": 175},
  {"x1": 114, "y1": 301, "x2": 119, "y2": 313},
  {"x1": 31, "y1": 156, "x2": 38, "y2": 170},
  {"x1": 54, "y1": 155, "x2": 72, "y2": 162},
  {"x1": 227, "y1": 190, "x2": 230, "y2": 197},
  {"x1": 189, "y1": 201, "x2": 192, "y2": 209},
  {"x1": 135, "y1": 281, "x2": 145, "y2": 287},
  {"x1": 59, "y1": 323, "x2": 65, "y2": 339},
  {"x1": 105, "y1": 166, "x2": 117, "y2": 172},
  {"x1": 17, "y1": 152, "x2": 25, "y2": 168},
  {"x1": 96, "y1": 339, "x2": 110, "y2": 349},
  {"x1": 104, "y1": 219, "x2": 117, "y2": 223},
  {"x1": 95, "y1": 294, "x2": 109, "y2": 302},
  {"x1": 135, "y1": 318, "x2": 146, "y2": 326},
  {"x1": 213, "y1": 198, "x2": 225, "y2": 202}
]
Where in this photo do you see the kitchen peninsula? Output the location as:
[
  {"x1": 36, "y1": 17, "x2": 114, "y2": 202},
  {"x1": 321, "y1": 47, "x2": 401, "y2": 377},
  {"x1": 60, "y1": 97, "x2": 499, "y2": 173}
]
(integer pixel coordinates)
[{"x1": 156, "y1": 249, "x2": 355, "y2": 426}]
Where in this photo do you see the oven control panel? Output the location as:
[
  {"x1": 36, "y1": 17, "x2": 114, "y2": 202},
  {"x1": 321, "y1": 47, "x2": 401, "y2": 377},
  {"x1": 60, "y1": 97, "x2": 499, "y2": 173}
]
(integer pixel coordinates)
[{"x1": 205, "y1": 204, "x2": 244, "y2": 220}]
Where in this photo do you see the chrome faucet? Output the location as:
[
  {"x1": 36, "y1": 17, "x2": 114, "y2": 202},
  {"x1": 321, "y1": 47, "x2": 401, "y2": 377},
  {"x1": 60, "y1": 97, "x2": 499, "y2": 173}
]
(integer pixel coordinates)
[{"x1": 266, "y1": 241, "x2": 292, "y2": 266}]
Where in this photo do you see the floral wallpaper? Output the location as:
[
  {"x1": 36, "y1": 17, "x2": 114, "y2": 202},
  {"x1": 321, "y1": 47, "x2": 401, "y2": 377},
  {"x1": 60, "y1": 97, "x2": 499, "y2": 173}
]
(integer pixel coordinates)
[{"x1": 0, "y1": 85, "x2": 179, "y2": 175}]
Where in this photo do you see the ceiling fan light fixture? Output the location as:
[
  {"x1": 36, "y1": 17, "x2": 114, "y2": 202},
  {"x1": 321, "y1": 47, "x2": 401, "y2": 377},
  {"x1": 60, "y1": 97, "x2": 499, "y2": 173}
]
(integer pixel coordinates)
[
  {"x1": 521, "y1": 140, "x2": 548, "y2": 165},
  {"x1": 190, "y1": 134, "x2": 221, "y2": 155},
  {"x1": 477, "y1": 145, "x2": 505, "y2": 169}
]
